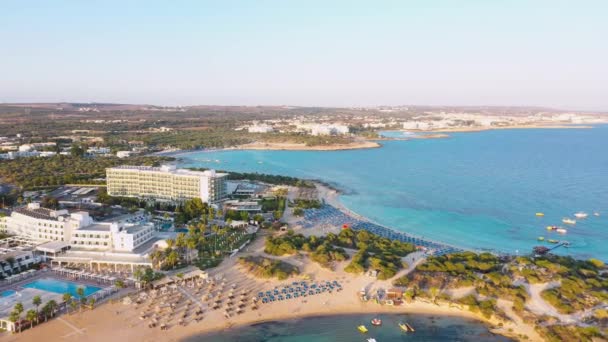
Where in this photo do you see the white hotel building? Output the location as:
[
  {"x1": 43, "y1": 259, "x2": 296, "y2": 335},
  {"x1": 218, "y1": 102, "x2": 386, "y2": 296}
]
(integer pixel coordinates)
[
  {"x1": 106, "y1": 165, "x2": 228, "y2": 203},
  {"x1": 0, "y1": 203, "x2": 155, "y2": 253}
]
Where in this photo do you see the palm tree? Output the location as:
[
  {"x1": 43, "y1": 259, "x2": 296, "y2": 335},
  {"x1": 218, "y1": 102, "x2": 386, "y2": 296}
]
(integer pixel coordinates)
[
  {"x1": 8, "y1": 311, "x2": 20, "y2": 333},
  {"x1": 88, "y1": 297, "x2": 96, "y2": 310},
  {"x1": 186, "y1": 237, "x2": 198, "y2": 263},
  {"x1": 14, "y1": 302, "x2": 24, "y2": 317},
  {"x1": 47, "y1": 300, "x2": 58, "y2": 317},
  {"x1": 32, "y1": 295, "x2": 41, "y2": 324},
  {"x1": 70, "y1": 300, "x2": 78, "y2": 313},
  {"x1": 25, "y1": 309, "x2": 37, "y2": 328},
  {"x1": 62, "y1": 293, "x2": 72, "y2": 313},
  {"x1": 166, "y1": 251, "x2": 180, "y2": 269},
  {"x1": 40, "y1": 303, "x2": 51, "y2": 322},
  {"x1": 76, "y1": 287, "x2": 86, "y2": 311},
  {"x1": 149, "y1": 250, "x2": 164, "y2": 269}
]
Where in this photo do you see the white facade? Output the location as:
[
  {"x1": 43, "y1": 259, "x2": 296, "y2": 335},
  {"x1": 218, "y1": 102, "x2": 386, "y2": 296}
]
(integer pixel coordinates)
[
  {"x1": 0, "y1": 203, "x2": 155, "y2": 253},
  {"x1": 248, "y1": 124, "x2": 274, "y2": 133},
  {"x1": 310, "y1": 124, "x2": 350, "y2": 136},
  {"x1": 402, "y1": 121, "x2": 431, "y2": 130},
  {"x1": 87, "y1": 147, "x2": 111, "y2": 154},
  {"x1": 106, "y1": 165, "x2": 228, "y2": 203},
  {"x1": 0, "y1": 203, "x2": 92, "y2": 242},
  {"x1": 116, "y1": 150, "x2": 132, "y2": 158},
  {"x1": 70, "y1": 221, "x2": 155, "y2": 252}
]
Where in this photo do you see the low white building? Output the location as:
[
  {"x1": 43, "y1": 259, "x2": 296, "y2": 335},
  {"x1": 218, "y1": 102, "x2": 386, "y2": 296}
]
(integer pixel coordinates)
[
  {"x1": 248, "y1": 124, "x2": 274, "y2": 133},
  {"x1": 87, "y1": 147, "x2": 111, "y2": 155},
  {"x1": 70, "y1": 221, "x2": 155, "y2": 252},
  {"x1": 116, "y1": 150, "x2": 132, "y2": 158},
  {"x1": 310, "y1": 124, "x2": 350, "y2": 136},
  {"x1": 0, "y1": 203, "x2": 155, "y2": 253},
  {"x1": 402, "y1": 121, "x2": 432, "y2": 130}
]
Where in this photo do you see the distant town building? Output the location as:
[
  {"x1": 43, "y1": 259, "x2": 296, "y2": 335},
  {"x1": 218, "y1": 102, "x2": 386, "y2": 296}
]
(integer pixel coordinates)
[
  {"x1": 106, "y1": 165, "x2": 228, "y2": 203},
  {"x1": 402, "y1": 121, "x2": 431, "y2": 130},
  {"x1": 87, "y1": 147, "x2": 111, "y2": 155},
  {"x1": 116, "y1": 150, "x2": 132, "y2": 158},
  {"x1": 248, "y1": 124, "x2": 274, "y2": 133},
  {"x1": 310, "y1": 124, "x2": 350, "y2": 136}
]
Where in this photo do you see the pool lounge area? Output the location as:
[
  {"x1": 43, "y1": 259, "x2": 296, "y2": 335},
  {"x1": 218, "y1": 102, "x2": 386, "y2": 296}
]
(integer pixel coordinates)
[
  {"x1": 22, "y1": 277, "x2": 102, "y2": 297},
  {"x1": 0, "y1": 272, "x2": 120, "y2": 333}
]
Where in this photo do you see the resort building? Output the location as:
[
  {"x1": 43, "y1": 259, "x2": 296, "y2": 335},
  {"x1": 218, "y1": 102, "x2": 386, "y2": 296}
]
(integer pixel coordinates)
[
  {"x1": 0, "y1": 203, "x2": 155, "y2": 253},
  {"x1": 223, "y1": 200, "x2": 262, "y2": 213},
  {"x1": 0, "y1": 203, "x2": 93, "y2": 242},
  {"x1": 106, "y1": 165, "x2": 228, "y2": 203}
]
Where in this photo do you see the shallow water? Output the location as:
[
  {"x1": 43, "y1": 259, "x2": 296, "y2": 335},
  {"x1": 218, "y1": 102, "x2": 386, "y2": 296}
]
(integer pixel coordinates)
[
  {"x1": 189, "y1": 313, "x2": 513, "y2": 341},
  {"x1": 179, "y1": 126, "x2": 608, "y2": 260}
]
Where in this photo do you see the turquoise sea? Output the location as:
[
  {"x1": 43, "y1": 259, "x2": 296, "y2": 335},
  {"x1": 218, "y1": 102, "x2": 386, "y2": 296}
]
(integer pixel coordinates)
[
  {"x1": 190, "y1": 314, "x2": 512, "y2": 341},
  {"x1": 179, "y1": 126, "x2": 608, "y2": 260}
]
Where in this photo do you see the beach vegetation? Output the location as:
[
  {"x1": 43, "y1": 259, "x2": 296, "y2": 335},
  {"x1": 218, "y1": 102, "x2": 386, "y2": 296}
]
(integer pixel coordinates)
[
  {"x1": 458, "y1": 295, "x2": 498, "y2": 319},
  {"x1": 238, "y1": 256, "x2": 299, "y2": 280},
  {"x1": 537, "y1": 324, "x2": 604, "y2": 342},
  {"x1": 291, "y1": 199, "x2": 322, "y2": 210},
  {"x1": 265, "y1": 233, "x2": 349, "y2": 268}
]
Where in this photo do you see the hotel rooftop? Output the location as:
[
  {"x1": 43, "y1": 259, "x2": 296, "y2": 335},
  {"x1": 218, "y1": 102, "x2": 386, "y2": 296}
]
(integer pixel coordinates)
[{"x1": 108, "y1": 165, "x2": 227, "y2": 177}]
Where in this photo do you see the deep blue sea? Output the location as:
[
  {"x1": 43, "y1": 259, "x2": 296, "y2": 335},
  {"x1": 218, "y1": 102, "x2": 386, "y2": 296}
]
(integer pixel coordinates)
[
  {"x1": 179, "y1": 126, "x2": 608, "y2": 260},
  {"x1": 190, "y1": 314, "x2": 512, "y2": 342}
]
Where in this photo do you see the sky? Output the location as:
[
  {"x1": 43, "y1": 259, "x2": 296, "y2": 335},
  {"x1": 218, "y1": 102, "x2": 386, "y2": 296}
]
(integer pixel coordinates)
[{"x1": 1, "y1": 0, "x2": 607, "y2": 110}]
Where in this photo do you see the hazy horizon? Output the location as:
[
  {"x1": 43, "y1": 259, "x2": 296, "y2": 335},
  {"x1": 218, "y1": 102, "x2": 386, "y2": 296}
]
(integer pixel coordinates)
[{"x1": 2, "y1": 1, "x2": 607, "y2": 110}]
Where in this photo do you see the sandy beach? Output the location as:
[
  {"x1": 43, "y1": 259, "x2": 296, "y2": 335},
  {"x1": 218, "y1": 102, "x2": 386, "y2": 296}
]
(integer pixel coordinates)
[
  {"x1": 230, "y1": 140, "x2": 381, "y2": 151},
  {"x1": 2, "y1": 183, "x2": 544, "y2": 342},
  {"x1": 2, "y1": 236, "x2": 541, "y2": 342}
]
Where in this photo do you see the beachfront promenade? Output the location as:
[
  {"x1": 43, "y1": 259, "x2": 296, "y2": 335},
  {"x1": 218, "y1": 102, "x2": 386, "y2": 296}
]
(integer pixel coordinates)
[{"x1": 301, "y1": 205, "x2": 462, "y2": 256}]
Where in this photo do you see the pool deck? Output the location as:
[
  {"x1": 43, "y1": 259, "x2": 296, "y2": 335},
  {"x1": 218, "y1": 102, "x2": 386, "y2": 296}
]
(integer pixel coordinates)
[{"x1": 0, "y1": 269, "x2": 110, "y2": 297}]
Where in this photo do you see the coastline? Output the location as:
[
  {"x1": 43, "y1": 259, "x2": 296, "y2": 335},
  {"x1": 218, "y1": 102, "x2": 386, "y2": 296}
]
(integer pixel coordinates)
[
  {"x1": 164, "y1": 124, "x2": 598, "y2": 157},
  {"x1": 5, "y1": 184, "x2": 545, "y2": 342},
  {"x1": 426, "y1": 124, "x2": 595, "y2": 133},
  {"x1": 5, "y1": 239, "x2": 539, "y2": 342},
  {"x1": 227, "y1": 140, "x2": 381, "y2": 151}
]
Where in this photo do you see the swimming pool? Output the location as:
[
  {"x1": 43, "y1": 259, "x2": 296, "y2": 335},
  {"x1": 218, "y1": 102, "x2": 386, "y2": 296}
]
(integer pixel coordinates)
[
  {"x1": 22, "y1": 278, "x2": 102, "y2": 297},
  {"x1": 1, "y1": 290, "x2": 16, "y2": 297}
]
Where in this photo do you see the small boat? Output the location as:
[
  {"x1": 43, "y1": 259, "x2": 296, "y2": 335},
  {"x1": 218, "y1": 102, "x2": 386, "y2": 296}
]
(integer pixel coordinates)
[
  {"x1": 367, "y1": 339, "x2": 377, "y2": 342},
  {"x1": 546, "y1": 225, "x2": 558, "y2": 230},
  {"x1": 574, "y1": 212, "x2": 588, "y2": 219},
  {"x1": 593, "y1": 212, "x2": 600, "y2": 217},
  {"x1": 556, "y1": 228, "x2": 567, "y2": 234},
  {"x1": 358, "y1": 325, "x2": 368, "y2": 333},
  {"x1": 537, "y1": 236, "x2": 545, "y2": 241},
  {"x1": 371, "y1": 318, "x2": 382, "y2": 326},
  {"x1": 405, "y1": 323, "x2": 416, "y2": 332},
  {"x1": 399, "y1": 323, "x2": 409, "y2": 332},
  {"x1": 535, "y1": 212, "x2": 545, "y2": 217},
  {"x1": 562, "y1": 218, "x2": 576, "y2": 225},
  {"x1": 548, "y1": 239, "x2": 559, "y2": 244}
]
